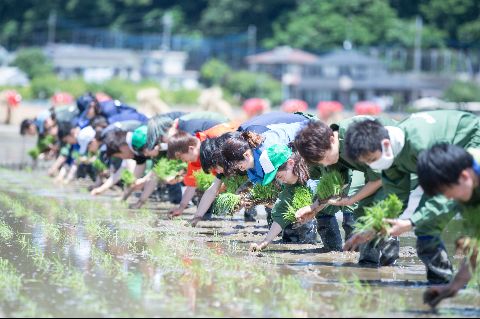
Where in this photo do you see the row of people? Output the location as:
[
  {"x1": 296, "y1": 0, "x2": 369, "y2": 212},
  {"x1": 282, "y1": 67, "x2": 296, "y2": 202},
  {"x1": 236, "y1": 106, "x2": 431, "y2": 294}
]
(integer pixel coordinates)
[{"x1": 22, "y1": 95, "x2": 479, "y2": 307}]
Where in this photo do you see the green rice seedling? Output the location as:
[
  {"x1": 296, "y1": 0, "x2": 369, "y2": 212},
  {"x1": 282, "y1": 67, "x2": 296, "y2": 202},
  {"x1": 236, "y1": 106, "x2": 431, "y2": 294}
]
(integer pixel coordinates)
[
  {"x1": 316, "y1": 170, "x2": 345, "y2": 201},
  {"x1": 0, "y1": 219, "x2": 14, "y2": 241},
  {"x1": 37, "y1": 135, "x2": 56, "y2": 151},
  {"x1": 92, "y1": 158, "x2": 108, "y2": 173},
  {"x1": 27, "y1": 148, "x2": 40, "y2": 160},
  {"x1": 354, "y1": 194, "x2": 403, "y2": 235},
  {"x1": 222, "y1": 175, "x2": 249, "y2": 194},
  {"x1": 193, "y1": 170, "x2": 215, "y2": 191},
  {"x1": 0, "y1": 258, "x2": 22, "y2": 302},
  {"x1": 283, "y1": 186, "x2": 314, "y2": 223},
  {"x1": 213, "y1": 193, "x2": 241, "y2": 216},
  {"x1": 121, "y1": 170, "x2": 135, "y2": 187},
  {"x1": 251, "y1": 183, "x2": 279, "y2": 202},
  {"x1": 153, "y1": 157, "x2": 187, "y2": 181}
]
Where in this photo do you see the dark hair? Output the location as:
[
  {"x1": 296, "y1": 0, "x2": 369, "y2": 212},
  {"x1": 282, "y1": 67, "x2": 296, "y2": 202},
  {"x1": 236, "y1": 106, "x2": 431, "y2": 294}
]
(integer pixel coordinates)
[
  {"x1": 104, "y1": 129, "x2": 128, "y2": 157},
  {"x1": 76, "y1": 92, "x2": 96, "y2": 113},
  {"x1": 167, "y1": 131, "x2": 198, "y2": 159},
  {"x1": 20, "y1": 119, "x2": 34, "y2": 135},
  {"x1": 221, "y1": 131, "x2": 264, "y2": 175},
  {"x1": 147, "y1": 115, "x2": 174, "y2": 150},
  {"x1": 345, "y1": 119, "x2": 389, "y2": 161},
  {"x1": 48, "y1": 107, "x2": 57, "y2": 122},
  {"x1": 200, "y1": 132, "x2": 240, "y2": 173},
  {"x1": 294, "y1": 120, "x2": 333, "y2": 163},
  {"x1": 91, "y1": 116, "x2": 108, "y2": 130},
  {"x1": 417, "y1": 143, "x2": 474, "y2": 196},
  {"x1": 57, "y1": 121, "x2": 74, "y2": 141},
  {"x1": 278, "y1": 145, "x2": 310, "y2": 185}
]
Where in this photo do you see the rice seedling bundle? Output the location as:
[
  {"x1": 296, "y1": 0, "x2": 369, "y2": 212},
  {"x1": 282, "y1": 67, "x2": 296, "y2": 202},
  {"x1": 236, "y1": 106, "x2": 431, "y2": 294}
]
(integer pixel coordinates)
[
  {"x1": 213, "y1": 193, "x2": 241, "y2": 216},
  {"x1": 92, "y1": 158, "x2": 108, "y2": 173},
  {"x1": 316, "y1": 170, "x2": 345, "y2": 201},
  {"x1": 251, "y1": 183, "x2": 280, "y2": 202},
  {"x1": 153, "y1": 157, "x2": 187, "y2": 181},
  {"x1": 37, "y1": 135, "x2": 56, "y2": 152},
  {"x1": 28, "y1": 148, "x2": 40, "y2": 160},
  {"x1": 353, "y1": 194, "x2": 403, "y2": 235},
  {"x1": 120, "y1": 170, "x2": 135, "y2": 187},
  {"x1": 193, "y1": 170, "x2": 216, "y2": 191},
  {"x1": 222, "y1": 175, "x2": 249, "y2": 194},
  {"x1": 283, "y1": 186, "x2": 314, "y2": 223}
]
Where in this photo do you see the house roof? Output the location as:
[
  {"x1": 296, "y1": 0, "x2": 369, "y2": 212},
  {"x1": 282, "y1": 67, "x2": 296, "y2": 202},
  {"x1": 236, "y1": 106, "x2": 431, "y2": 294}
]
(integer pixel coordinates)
[
  {"x1": 298, "y1": 73, "x2": 451, "y2": 91},
  {"x1": 46, "y1": 44, "x2": 141, "y2": 69},
  {"x1": 246, "y1": 46, "x2": 319, "y2": 65},
  {"x1": 315, "y1": 50, "x2": 383, "y2": 66}
]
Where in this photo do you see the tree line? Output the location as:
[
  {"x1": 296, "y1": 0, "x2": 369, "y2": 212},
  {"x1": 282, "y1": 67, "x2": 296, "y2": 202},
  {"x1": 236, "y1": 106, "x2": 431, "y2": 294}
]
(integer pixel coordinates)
[{"x1": 0, "y1": 0, "x2": 479, "y2": 50}]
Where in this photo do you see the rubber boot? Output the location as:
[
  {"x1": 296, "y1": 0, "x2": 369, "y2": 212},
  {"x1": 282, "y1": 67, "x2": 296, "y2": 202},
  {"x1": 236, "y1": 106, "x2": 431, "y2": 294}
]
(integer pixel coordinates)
[
  {"x1": 282, "y1": 219, "x2": 317, "y2": 244},
  {"x1": 316, "y1": 215, "x2": 343, "y2": 252},
  {"x1": 416, "y1": 236, "x2": 454, "y2": 284}
]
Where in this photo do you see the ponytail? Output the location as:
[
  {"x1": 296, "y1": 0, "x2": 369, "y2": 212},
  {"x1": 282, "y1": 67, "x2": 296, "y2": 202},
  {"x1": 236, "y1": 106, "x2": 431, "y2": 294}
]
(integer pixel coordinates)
[
  {"x1": 221, "y1": 131, "x2": 264, "y2": 175},
  {"x1": 240, "y1": 131, "x2": 264, "y2": 148}
]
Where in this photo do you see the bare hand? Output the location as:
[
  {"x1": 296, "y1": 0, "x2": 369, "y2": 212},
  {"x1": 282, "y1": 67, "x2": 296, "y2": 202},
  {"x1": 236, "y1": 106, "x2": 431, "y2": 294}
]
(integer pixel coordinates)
[
  {"x1": 250, "y1": 241, "x2": 268, "y2": 252},
  {"x1": 129, "y1": 200, "x2": 145, "y2": 209},
  {"x1": 295, "y1": 206, "x2": 315, "y2": 224},
  {"x1": 168, "y1": 207, "x2": 184, "y2": 219},
  {"x1": 165, "y1": 175, "x2": 182, "y2": 185},
  {"x1": 328, "y1": 196, "x2": 354, "y2": 207},
  {"x1": 90, "y1": 188, "x2": 103, "y2": 196},
  {"x1": 190, "y1": 216, "x2": 202, "y2": 227},
  {"x1": 343, "y1": 230, "x2": 376, "y2": 251},
  {"x1": 384, "y1": 218, "x2": 413, "y2": 236},
  {"x1": 132, "y1": 179, "x2": 146, "y2": 190},
  {"x1": 423, "y1": 285, "x2": 457, "y2": 308}
]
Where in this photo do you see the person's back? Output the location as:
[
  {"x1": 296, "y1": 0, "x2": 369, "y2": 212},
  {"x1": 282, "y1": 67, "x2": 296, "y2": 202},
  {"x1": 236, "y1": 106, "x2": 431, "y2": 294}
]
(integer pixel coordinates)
[
  {"x1": 392, "y1": 110, "x2": 480, "y2": 174},
  {"x1": 239, "y1": 112, "x2": 309, "y2": 134}
]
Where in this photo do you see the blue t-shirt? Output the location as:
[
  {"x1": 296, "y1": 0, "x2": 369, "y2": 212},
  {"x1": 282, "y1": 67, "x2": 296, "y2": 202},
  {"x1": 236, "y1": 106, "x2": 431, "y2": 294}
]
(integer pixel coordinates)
[{"x1": 246, "y1": 120, "x2": 308, "y2": 184}]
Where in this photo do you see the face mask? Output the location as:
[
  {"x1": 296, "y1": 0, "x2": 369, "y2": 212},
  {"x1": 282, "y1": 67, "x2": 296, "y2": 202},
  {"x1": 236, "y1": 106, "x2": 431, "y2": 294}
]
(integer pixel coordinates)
[{"x1": 368, "y1": 142, "x2": 395, "y2": 170}]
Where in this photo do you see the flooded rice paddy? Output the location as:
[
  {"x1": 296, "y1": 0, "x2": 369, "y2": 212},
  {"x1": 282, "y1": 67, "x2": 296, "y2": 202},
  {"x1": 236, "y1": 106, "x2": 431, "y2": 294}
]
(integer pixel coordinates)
[{"x1": 0, "y1": 133, "x2": 479, "y2": 317}]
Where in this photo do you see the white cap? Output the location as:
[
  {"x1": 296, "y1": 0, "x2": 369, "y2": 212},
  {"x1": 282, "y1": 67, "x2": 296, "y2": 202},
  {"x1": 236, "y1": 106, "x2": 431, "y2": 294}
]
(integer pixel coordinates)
[{"x1": 78, "y1": 126, "x2": 96, "y2": 155}]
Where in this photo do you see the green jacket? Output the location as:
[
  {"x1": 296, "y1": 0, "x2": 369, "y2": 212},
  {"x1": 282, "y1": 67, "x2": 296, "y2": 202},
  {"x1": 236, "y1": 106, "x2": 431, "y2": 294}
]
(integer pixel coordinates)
[{"x1": 382, "y1": 111, "x2": 480, "y2": 235}]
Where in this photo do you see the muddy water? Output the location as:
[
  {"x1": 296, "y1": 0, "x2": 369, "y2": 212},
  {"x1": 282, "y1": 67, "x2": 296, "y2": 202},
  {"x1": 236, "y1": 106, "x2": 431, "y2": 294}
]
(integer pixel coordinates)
[{"x1": 0, "y1": 129, "x2": 479, "y2": 317}]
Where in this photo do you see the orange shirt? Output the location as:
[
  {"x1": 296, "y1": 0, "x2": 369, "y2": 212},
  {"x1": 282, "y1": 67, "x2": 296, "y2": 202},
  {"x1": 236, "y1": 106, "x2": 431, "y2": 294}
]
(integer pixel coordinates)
[{"x1": 183, "y1": 122, "x2": 238, "y2": 187}]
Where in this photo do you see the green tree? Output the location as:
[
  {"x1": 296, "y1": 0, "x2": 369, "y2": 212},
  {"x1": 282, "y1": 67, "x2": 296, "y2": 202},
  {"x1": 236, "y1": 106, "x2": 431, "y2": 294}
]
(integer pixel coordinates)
[
  {"x1": 199, "y1": 0, "x2": 295, "y2": 39},
  {"x1": 443, "y1": 80, "x2": 480, "y2": 102},
  {"x1": 30, "y1": 74, "x2": 60, "y2": 99},
  {"x1": 11, "y1": 48, "x2": 53, "y2": 79},
  {"x1": 264, "y1": 0, "x2": 401, "y2": 51},
  {"x1": 420, "y1": 0, "x2": 480, "y2": 45},
  {"x1": 225, "y1": 71, "x2": 281, "y2": 105},
  {"x1": 200, "y1": 59, "x2": 231, "y2": 86},
  {"x1": 385, "y1": 19, "x2": 445, "y2": 48}
]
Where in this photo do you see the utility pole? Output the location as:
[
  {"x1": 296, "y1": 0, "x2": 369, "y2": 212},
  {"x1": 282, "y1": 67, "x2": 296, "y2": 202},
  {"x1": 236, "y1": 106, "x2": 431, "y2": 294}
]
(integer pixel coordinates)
[
  {"x1": 48, "y1": 10, "x2": 57, "y2": 44},
  {"x1": 162, "y1": 12, "x2": 173, "y2": 51},
  {"x1": 247, "y1": 25, "x2": 257, "y2": 56},
  {"x1": 414, "y1": 15, "x2": 423, "y2": 73},
  {"x1": 248, "y1": 25, "x2": 257, "y2": 72}
]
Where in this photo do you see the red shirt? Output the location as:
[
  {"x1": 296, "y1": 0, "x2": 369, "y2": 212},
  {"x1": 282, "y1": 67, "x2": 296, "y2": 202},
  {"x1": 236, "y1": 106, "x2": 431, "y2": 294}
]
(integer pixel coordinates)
[{"x1": 183, "y1": 122, "x2": 238, "y2": 187}]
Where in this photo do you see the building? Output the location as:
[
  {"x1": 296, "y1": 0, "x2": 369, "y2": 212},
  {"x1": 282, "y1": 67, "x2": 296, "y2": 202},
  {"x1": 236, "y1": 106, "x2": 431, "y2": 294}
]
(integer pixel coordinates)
[
  {"x1": 246, "y1": 46, "x2": 317, "y2": 82},
  {"x1": 141, "y1": 50, "x2": 198, "y2": 90},
  {"x1": 44, "y1": 44, "x2": 198, "y2": 88},
  {"x1": 0, "y1": 67, "x2": 29, "y2": 86},
  {"x1": 246, "y1": 47, "x2": 452, "y2": 109},
  {"x1": 45, "y1": 44, "x2": 142, "y2": 82}
]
